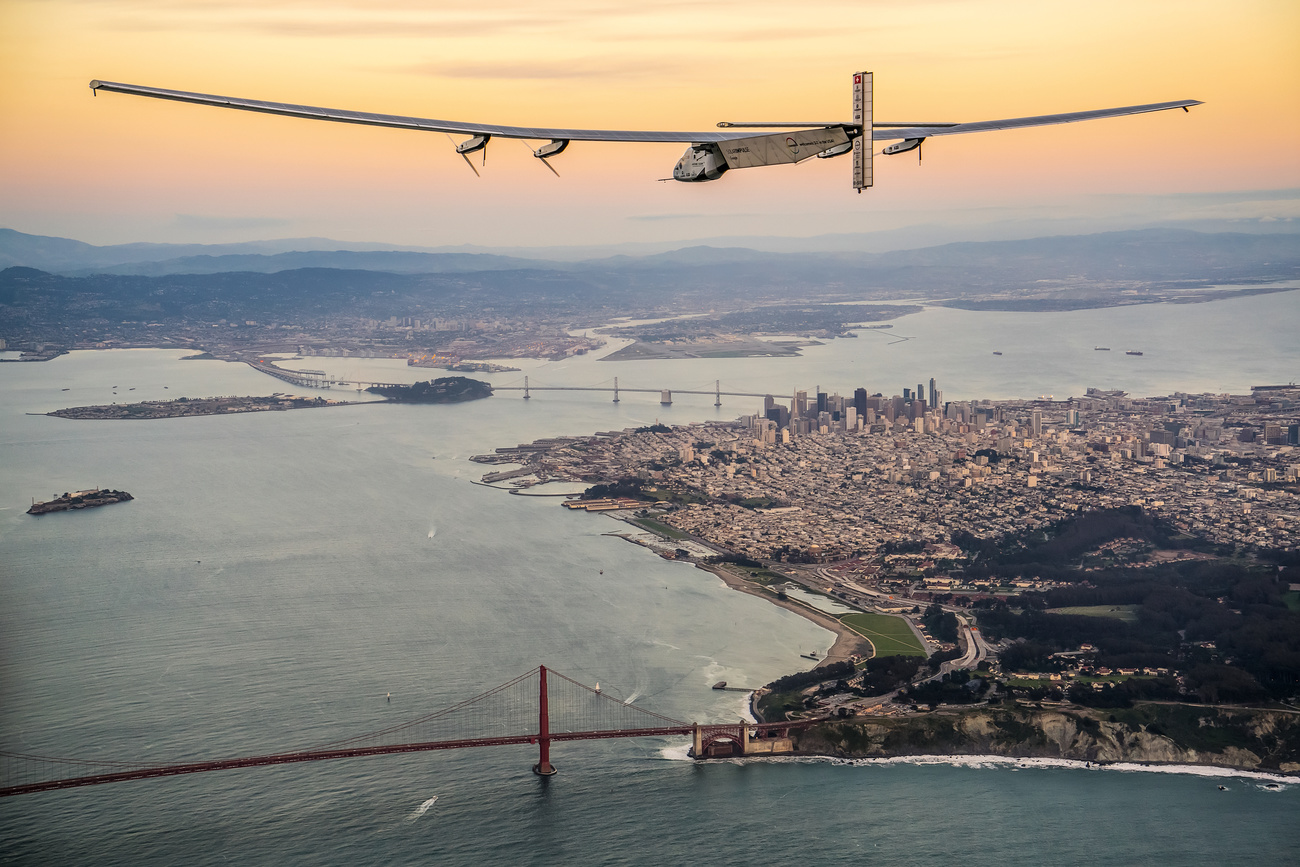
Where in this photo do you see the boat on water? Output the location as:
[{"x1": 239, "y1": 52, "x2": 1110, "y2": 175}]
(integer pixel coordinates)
[
  {"x1": 1094, "y1": 346, "x2": 1111, "y2": 351},
  {"x1": 992, "y1": 351, "x2": 1003, "y2": 356},
  {"x1": 1126, "y1": 350, "x2": 1144, "y2": 356},
  {"x1": 801, "y1": 652, "x2": 820, "y2": 660}
]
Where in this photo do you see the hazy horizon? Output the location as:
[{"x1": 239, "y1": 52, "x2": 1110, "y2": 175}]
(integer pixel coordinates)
[{"x1": 3, "y1": 1, "x2": 1297, "y2": 248}]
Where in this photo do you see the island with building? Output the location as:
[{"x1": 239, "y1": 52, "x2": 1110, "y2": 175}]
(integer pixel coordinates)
[
  {"x1": 365, "y1": 376, "x2": 493, "y2": 403},
  {"x1": 28, "y1": 488, "x2": 133, "y2": 514},
  {"x1": 47, "y1": 394, "x2": 353, "y2": 420},
  {"x1": 472, "y1": 380, "x2": 1300, "y2": 771}
]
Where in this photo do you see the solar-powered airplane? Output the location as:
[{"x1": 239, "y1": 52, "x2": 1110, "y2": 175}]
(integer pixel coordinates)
[{"x1": 88, "y1": 72, "x2": 1199, "y2": 192}]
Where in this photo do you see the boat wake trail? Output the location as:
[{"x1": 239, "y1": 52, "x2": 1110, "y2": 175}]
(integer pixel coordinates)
[{"x1": 407, "y1": 796, "x2": 438, "y2": 820}]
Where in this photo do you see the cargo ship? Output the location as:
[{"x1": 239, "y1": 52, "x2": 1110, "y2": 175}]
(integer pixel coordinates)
[{"x1": 1126, "y1": 350, "x2": 1144, "y2": 356}]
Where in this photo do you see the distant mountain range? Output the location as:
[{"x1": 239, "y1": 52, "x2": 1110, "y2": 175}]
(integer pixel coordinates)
[
  {"x1": 2, "y1": 224, "x2": 1297, "y2": 279},
  {"x1": 1, "y1": 229, "x2": 1297, "y2": 336}
]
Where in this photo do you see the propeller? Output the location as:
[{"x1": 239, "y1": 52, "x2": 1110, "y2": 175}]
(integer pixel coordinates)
[
  {"x1": 518, "y1": 140, "x2": 561, "y2": 177},
  {"x1": 448, "y1": 133, "x2": 490, "y2": 177}
]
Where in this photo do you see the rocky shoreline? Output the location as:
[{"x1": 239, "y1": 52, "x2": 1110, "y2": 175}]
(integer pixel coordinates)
[{"x1": 794, "y1": 703, "x2": 1300, "y2": 774}]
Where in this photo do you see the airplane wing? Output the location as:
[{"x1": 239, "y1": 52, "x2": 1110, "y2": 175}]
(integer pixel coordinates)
[
  {"x1": 88, "y1": 77, "x2": 1201, "y2": 189},
  {"x1": 87, "y1": 80, "x2": 772, "y2": 144},
  {"x1": 871, "y1": 101, "x2": 1201, "y2": 142}
]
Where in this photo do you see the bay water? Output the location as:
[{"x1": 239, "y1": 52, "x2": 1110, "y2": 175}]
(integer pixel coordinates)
[{"x1": 2, "y1": 291, "x2": 1298, "y2": 865}]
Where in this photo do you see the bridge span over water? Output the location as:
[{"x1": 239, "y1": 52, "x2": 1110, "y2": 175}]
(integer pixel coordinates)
[
  {"x1": 1, "y1": 666, "x2": 804, "y2": 797},
  {"x1": 248, "y1": 360, "x2": 774, "y2": 407}
]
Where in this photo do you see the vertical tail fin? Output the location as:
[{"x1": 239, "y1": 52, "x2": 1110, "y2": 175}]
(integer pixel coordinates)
[{"x1": 852, "y1": 71, "x2": 872, "y2": 193}]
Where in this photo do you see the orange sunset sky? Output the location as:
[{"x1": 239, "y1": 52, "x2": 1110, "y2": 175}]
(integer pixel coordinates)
[{"x1": 2, "y1": 0, "x2": 1297, "y2": 249}]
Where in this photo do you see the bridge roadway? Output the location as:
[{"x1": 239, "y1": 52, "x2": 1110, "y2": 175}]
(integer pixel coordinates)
[
  {"x1": 247, "y1": 360, "x2": 777, "y2": 399},
  {"x1": 494, "y1": 386, "x2": 773, "y2": 399},
  {"x1": 1, "y1": 722, "x2": 804, "y2": 797}
]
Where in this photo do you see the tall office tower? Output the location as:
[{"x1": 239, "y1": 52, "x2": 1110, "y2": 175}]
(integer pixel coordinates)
[
  {"x1": 911, "y1": 399, "x2": 926, "y2": 420},
  {"x1": 1031, "y1": 409, "x2": 1042, "y2": 437},
  {"x1": 1065, "y1": 409, "x2": 1080, "y2": 426},
  {"x1": 794, "y1": 390, "x2": 807, "y2": 418},
  {"x1": 764, "y1": 395, "x2": 775, "y2": 414},
  {"x1": 854, "y1": 388, "x2": 868, "y2": 418},
  {"x1": 892, "y1": 395, "x2": 906, "y2": 419},
  {"x1": 816, "y1": 389, "x2": 828, "y2": 414},
  {"x1": 928, "y1": 378, "x2": 938, "y2": 409},
  {"x1": 917, "y1": 384, "x2": 925, "y2": 406},
  {"x1": 902, "y1": 388, "x2": 912, "y2": 402},
  {"x1": 845, "y1": 406, "x2": 857, "y2": 430}
]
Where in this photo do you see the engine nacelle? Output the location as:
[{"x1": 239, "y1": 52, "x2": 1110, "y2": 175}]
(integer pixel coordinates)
[
  {"x1": 673, "y1": 144, "x2": 729, "y2": 182},
  {"x1": 533, "y1": 139, "x2": 569, "y2": 159},
  {"x1": 456, "y1": 134, "x2": 491, "y2": 155},
  {"x1": 883, "y1": 137, "x2": 924, "y2": 155},
  {"x1": 816, "y1": 141, "x2": 854, "y2": 159}
]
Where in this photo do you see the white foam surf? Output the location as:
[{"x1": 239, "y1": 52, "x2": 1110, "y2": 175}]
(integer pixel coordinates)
[
  {"x1": 408, "y1": 796, "x2": 438, "y2": 819},
  {"x1": 692, "y1": 752, "x2": 1298, "y2": 785}
]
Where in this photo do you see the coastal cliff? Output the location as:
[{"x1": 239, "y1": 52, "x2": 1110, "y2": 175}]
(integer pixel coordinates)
[{"x1": 795, "y1": 703, "x2": 1300, "y2": 773}]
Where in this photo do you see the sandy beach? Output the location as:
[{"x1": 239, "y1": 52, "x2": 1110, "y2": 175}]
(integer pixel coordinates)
[{"x1": 695, "y1": 563, "x2": 873, "y2": 665}]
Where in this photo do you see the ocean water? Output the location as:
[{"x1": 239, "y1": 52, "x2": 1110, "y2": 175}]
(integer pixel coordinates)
[{"x1": 2, "y1": 293, "x2": 1299, "y2": 865}]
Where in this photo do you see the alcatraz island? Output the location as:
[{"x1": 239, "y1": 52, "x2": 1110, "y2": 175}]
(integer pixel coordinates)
[{"x1": 28, "y1": 488, "x2": 133, "y2": 514}]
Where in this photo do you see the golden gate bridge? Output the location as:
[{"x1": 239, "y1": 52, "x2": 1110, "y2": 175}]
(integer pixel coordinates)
[{"x1": 1, "y1": 666, "x2": 804, "y2": 798}]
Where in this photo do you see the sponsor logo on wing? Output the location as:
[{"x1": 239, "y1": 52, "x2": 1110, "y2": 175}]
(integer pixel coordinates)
[{"x1": 786, "y1": 136, "x2": 799, "y2": 154}]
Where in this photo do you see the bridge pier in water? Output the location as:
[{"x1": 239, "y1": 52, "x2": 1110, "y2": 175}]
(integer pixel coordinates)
[{"x1": 533, "y1": 664, "x2": 557, "y2": 776}]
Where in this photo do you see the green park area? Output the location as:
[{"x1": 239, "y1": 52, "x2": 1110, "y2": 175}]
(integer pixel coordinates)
[
  {"x1": 629, "y1": 517, "x2": 690, "y2": 540},
  {"x1": 841, "y1": 612, "x2": 927, "y2": 658},
  {"x1": 1044, "y1": 604, "x2": 1140, "y2": 623}
]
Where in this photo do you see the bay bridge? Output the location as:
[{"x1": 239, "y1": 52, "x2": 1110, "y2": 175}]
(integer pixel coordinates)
[
  {"x1": 249, "y1": 358, "x2": 776, "y2": 407},
  {"x1": 1, "y1": 666, "x2": 806, "y2": 798}
]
